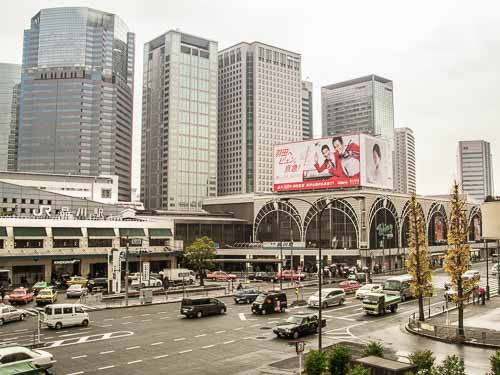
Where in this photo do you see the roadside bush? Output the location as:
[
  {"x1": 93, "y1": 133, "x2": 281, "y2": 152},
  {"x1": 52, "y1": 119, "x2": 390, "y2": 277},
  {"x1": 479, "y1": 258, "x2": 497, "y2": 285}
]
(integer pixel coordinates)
[
  {"x1": 361, "y1": 341, "x2": 384, "y2": 358},
  {"x1": 408, "y1": 349, "x2": 435, "y2": 372},
  {"x1": 328, "y1": 344, "x2": 352, "y2": 375},
  {"x1": 490, "y1": 349, "x2": 500, "y2": 375},
  {"x1": 434, "y1": 355, "x2": 465, "y2": 375},
  {"x1": 305, "y1": 349, "x2": 326, "y2": 375},
  {"x1": 346, "y1": 365, "x2": 370, "y2": 375}
]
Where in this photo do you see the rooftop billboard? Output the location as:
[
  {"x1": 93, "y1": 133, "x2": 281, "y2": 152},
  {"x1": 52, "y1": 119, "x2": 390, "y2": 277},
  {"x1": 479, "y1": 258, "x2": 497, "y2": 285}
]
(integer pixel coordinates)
[{"x1": 273, "y1": 134, "x2": 393, "y2": 192}]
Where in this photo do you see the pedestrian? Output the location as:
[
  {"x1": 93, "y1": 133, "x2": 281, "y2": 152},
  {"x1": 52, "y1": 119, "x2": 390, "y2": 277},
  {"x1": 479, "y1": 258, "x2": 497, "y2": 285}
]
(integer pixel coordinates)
[
  {"x1": 479, "y1": 287, "x2": 486, "y2": 305},
  {"x1": 472, "y1": 286, "x2": 479, "y2": 304},
  {"x1": 87, "y1": 281, "x2": 94, "y2": 295},
  {"x1": 0, "y1": 286, "x2": 5, "y2": 304},
  {"x1": 236, "y1": 282, "x2": 243, "y2": 291}
]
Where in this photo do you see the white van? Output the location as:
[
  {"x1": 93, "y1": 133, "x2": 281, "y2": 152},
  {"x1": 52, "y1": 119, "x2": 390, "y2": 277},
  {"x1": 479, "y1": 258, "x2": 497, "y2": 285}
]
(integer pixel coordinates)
[
  {"x1": 42, "y1": 304, "x2": 89, "y2": 330},
  {"x1": 383, "y1": 274, "x2": 414, "y2": 301}
]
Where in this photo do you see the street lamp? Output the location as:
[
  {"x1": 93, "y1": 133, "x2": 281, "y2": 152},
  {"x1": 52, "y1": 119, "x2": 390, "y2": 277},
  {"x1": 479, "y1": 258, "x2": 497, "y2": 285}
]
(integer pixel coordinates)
[{"x1": 273, "y1": 202, "x2": 283, "y2": 290}]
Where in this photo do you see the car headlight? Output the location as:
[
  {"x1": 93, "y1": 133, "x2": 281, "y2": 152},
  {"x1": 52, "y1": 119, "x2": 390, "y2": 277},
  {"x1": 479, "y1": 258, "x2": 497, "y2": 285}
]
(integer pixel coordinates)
[{"x1": 285, "y1": 329, "x2": 291, "y2": 333}]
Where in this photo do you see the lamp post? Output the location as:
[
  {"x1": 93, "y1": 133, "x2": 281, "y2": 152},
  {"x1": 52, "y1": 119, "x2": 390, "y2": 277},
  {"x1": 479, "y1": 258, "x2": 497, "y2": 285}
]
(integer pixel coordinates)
[
  {"x1": 485, "y1": 239, "x2": 490, "y2": 300},
  {"x1": 124, "y1": 235, "x2": 129, "y2": 307}
]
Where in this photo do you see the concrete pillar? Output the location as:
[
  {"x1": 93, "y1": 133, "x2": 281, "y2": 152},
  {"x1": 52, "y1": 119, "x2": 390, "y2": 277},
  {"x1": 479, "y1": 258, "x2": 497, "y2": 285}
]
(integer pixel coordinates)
[{"x1": 246, "y1": 254, "x2": 253, "y2": 273}]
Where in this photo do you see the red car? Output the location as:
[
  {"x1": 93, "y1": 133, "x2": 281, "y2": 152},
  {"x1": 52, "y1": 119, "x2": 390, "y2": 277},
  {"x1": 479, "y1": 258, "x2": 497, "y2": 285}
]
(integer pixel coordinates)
[
  {"x1": 276, "y1": 270, "x2": 305, "y2": 281},
  {"x1": 8, "y1": 287, "x2": 34, "y2": 305},
  {"x1": 338, "y1": 280, "x2": 361, "y2": 294},
  {"x1": 207, "y1": 271, "x2": 237, "y2": 281}
]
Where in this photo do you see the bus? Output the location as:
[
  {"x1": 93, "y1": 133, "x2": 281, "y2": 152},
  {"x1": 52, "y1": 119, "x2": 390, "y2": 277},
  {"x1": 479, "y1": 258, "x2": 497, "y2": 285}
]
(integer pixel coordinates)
[
  {"x1": 0, "y1": 269, "x2": 12, "y2": 289},
  {"x1": 383, "y1": 274, "x2": 413, "y2": 301}
]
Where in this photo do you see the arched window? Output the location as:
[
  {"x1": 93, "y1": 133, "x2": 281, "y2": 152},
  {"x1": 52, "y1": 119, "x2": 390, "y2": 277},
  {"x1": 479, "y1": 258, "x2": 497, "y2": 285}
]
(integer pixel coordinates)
[
  {"x1": 468, "y1": 206, "x2": 482, "y2": 242},
  {"x1": 400, "y1": 200, "x2": 425, "y2": 247},
  {"x1": 369, "y1": 197, "x2": 399, "y2": 249},
  {"x1": 254, "y1": 200, "x2": 302, "y2": 242},
  {"x1": 427, "y1": 202, "x2": 448, "y2": 246}
]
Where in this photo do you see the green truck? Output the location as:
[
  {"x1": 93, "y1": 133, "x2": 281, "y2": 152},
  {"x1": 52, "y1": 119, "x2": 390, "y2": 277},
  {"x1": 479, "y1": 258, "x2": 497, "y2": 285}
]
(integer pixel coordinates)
[{"x1": 362, "y1": 292, "x2": 401, "y2": 315}]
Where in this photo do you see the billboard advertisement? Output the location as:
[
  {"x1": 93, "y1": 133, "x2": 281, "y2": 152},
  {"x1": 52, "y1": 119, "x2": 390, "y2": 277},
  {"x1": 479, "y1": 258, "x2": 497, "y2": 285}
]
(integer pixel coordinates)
[{"x1": 273, "y1": 134, "x2": 392, "y2": 192}]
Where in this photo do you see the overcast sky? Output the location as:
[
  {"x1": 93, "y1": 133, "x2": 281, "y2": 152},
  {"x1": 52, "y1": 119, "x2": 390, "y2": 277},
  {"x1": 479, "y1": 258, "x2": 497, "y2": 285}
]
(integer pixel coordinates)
[{"x1": 2, "y1": 0, "x2": 499, "y2": 196}]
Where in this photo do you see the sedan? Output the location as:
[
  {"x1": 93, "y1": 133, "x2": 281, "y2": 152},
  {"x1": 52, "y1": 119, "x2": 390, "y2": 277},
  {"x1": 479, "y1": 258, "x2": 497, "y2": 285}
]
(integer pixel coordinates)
[
  {"x1": 66, "y1": 276, "x2": 88, "y2": 287},
  {"x1": 206, "y1": 271, "x2": 237, "y2": 281},
  {"x1": 131, "y1": 277, "x2": 163, "y2": 288},
  {"x1": 66, "y1": 285, "x2": 88, "y2": 298},
  {"x1": 32, "y1": 282, "x2": 53, "y2": 296},
  {"x1": 35, "y1": 288, "x2": 58, "y2": 306},
  {"x1": 355, "y1": 284, "x2": 383, "y2": 299},
  {"x1": 462, "y1": 270, "x2": 480, "y2": 281},
  {"x1": 0, "y1": 305, "x2": 27, "y2": 325},
  {"x1": 8, "y1": 288, "x2": 34, "y2": 305},
  {"x1": 234, "y1": 288, "x2": 259, "y2": 304},
  {"x1": 338, "y1": 280, "x2": 362, "y2": 293},
  {"x1": 0, "y1": 346, "x2": 54, "y2": 370}
]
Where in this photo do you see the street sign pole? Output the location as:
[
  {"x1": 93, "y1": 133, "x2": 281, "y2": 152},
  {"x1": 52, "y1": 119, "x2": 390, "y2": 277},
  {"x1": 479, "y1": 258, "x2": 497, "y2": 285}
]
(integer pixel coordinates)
[{"x1": 125, "y1": 235, "x2": 129, "y2": 307}]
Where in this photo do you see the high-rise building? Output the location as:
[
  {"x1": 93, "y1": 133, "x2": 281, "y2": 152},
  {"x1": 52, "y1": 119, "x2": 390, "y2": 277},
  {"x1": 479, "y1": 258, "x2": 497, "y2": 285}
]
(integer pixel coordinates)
[
  {"x1": 321, "y1": 75, "x2": 394, "y2": 144},
  {"x1": 301, "y1": 80, "x2": 313, "y2": 140},
  {"x1": 7, "y1": 84, "x2": 20, "y2": 171},
  {"x1": 218, "y1": 42, "x2": 302, "y2": 195},
  {"x1": 18, "y1": 7, "x2": 135, "y2": 201},
  {"x1": 457, "y1": 140, "x2": 494, "y2": 201},
  {"x1": 141, "y1": 31, "x2": 218, "y2": 211},
  {"x1": 0, "y1": 63, "x2": 21, "y2": 171},
  {"x1": 394, "y1": 127, "x2": 416, "y2": 194}
]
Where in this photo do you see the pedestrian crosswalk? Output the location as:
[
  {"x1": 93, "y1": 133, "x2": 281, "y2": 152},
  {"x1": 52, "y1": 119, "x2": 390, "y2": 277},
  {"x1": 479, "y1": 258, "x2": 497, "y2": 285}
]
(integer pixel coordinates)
[
  {"x1": 19, "y1": 303, "x2": 99, "y2": 317},
  {"x1": 479, "y1": 277, "x2": 499, "y2": 295}
]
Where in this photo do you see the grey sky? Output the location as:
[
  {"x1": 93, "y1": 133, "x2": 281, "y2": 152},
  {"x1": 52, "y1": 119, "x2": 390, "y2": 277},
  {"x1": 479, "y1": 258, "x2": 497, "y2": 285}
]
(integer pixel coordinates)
[{"x1": 2, "y1": 0, "x2": 499, "y2": 196}]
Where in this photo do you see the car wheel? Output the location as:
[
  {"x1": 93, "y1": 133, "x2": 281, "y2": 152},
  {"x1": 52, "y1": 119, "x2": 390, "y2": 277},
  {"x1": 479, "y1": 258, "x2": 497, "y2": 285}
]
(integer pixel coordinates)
[
  {"x1": 292, "y1": 331, "x2": 299, "y2": 340},
  {"x1": 246, "y1": 298, "x2": 251, "y2": 304},
  {"x1": 339, "y1": 298, "x2": 344, "y2": 306},
  {"x1": 82, "y1": 319, "x2": 89, "y2": 327},
  {"x1": 196, "y1": 311, "x2": 203, "y2": 319},
  {"x1": 401, "y1": 295, "x2": 406, "y2": 302},
  {"x1": 322, "y1": 302, "x2": 328, "y2": 309},
  {"x1": 20, "y1": 314, "x2": 26, "y2": 321},
  {"x1": 55, "y1": 322, "x2": 63, "y2": 330},
  {"x1": 261, "y1": 309, "x2": 267, "y2": 315},
  {"x1": 0, "y1": 318, "x2": 4, "y2": 326},
  {"x1": 219, "y1": 308, "x2": 225, "y2": 315},
  {"x1": 280, "y1": 306, "x2": 286, "y2": 313}
]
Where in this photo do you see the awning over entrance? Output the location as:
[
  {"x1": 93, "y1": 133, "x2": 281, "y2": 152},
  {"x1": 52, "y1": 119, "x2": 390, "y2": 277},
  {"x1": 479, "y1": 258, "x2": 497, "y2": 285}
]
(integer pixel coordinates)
[
  {"x1": 87, "y1": 228, "x2": 116, "y2": 238},
  {"x1": 149, "y1": 228, "x2": 173, "y2": 238},
  {"x1": 0, "y1": 227, "x2": 6, "y2": 237},
  {"x1": 119, "y1": 228, "x2": 146, "y2": 237},
  {"x1": 13, "y1": 227, "x2": 47, "y2": 237},
  {"x1": 52, "y1": 227, "x2": 83, "y2": 237}
]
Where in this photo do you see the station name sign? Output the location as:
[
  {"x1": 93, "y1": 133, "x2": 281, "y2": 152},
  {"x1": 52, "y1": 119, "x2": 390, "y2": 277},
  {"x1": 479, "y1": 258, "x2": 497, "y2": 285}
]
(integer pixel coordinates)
[{"x1": 33, "y1": 205, "x2": 104, "y2": 220}]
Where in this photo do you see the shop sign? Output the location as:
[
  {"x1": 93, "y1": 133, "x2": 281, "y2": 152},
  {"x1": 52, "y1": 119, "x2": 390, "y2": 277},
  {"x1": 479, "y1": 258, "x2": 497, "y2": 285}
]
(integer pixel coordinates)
[
  {"x1": 33, "y1": 205, "x2": 104, "y2": 219},
  {"x1": 53, "y1": 259, "x2": 80, "y2": 265},
  {"x1": 263, "y1": 242, "x2": 306, "y2": 249}
]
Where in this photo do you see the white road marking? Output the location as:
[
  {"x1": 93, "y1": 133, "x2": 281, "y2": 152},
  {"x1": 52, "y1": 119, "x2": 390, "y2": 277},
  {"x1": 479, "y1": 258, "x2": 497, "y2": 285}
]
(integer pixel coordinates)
[
  {"x1": 43, "y1": 331, "x2": 134, "y2": 349},
  {"x1": 141, "y1": 319, "x2": 152, "y2": 322},
  {"x1": 100, "y1": 350, "x2": 114, "y2": 355},
  {"x1": 174, "y1": 337, "x2": 186, "y2": 341},
  {"x1": 140, "y1": 314, "x2": 151, "y2": 316},
  {"x1": 60, "y1": 332, "x2": 87, "y2": 338},
  {"x1": 14, "y1": 329, "x2": 28, "y2": 332},
  {"x1": 79, "y1": 328, "x2": 92, "y2": 331},
  {"x1": 122, "y1": 322, "x2": 132, "y2": 325},
  {"x1": 122, "y1": 316, "x2": 132, "y2": 319},
  {"x1": 126, "y1": 346, "x2": 140, "y2": 350},
  {"x1": 234, "y1": 327, "x2": 243, "y2": 331},
  {"x1": 250, "y1": 323, "x2": 261, "y2": 328},
  {"x1": 154, "y1": 354, "x2": 169, "y2": 359},
  {"x1": 238, "y1": 313, "x2": 247, "y2": 321},
  {"x1": 157, "y1": 311, "x2": 168, "y2": 314},
  {"x1": 243, "y1": 336, "x2": 253, "y2": 340},
  {"x1": 71, "y1": 355, "x2": 87, "y2": 359},
  {"x1": 215, "y1": 330, "x2": 226, "y2": 334},
  {"x1": 179, "y1": 349, "x2": 193, "y2": 354},
  {"x1": 128, "y1": 360, "x2": 143, "y2": 365},
  {"x1": 98, "y1": 365, "x2": 115, "y2": 370},
  {"x1": 103, "y1": 318, "x2": 114, "y2": 321},
  {"x1": 223, "y1": 340, "x2": 235, "y2": 345},
  {"x1": 195, "y1": 334, "x2": 206, "y2": 338},
  {"x1": 202, "y1": 344, "x2": 215, "y2": 349},
  {"x1": 334, "y1": 316, "x2": 356, "y2": 321},
  {"x1": 160, "y1": 316, "x2": 169, "y2": 320},
  {"x1": 151, "y1": 342, "x2": 164, "y2": 346},
  {"x1": 100, "y1": 324, "x2": 112, "y2": 328},
  {"x1": 66, "y1": 372, "x2": 85, "y2": 375}
]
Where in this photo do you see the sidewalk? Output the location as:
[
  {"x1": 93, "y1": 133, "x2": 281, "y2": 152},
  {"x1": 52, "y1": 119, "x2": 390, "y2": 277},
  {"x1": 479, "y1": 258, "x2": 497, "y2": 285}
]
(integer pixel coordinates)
[{"x1": 406, "y1": 295, "x2": 500, "y2": 348}]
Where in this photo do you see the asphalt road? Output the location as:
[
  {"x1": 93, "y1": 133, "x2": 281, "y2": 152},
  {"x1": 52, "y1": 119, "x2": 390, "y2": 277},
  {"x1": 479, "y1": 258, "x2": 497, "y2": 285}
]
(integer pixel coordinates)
[{"x1": 0, "y1": 262, "x2": 497, "y2": 374}]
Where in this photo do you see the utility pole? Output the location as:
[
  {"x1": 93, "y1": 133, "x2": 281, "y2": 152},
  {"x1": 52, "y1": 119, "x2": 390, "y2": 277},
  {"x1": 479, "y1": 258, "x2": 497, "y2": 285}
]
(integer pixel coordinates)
[
  {"x1": 278, "y1": 209, "x2": 283, "y2": 291},
  {"x1": 485, "y1": 239, "x2": 490, "y2": 299},
  {"x1": 125, "y1": 235, "x2": 129, "y2": 307}
]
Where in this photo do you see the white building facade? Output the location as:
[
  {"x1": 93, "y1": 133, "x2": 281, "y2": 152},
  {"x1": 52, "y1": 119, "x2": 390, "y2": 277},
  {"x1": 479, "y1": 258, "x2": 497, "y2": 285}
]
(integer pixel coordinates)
[
  {"x1": 394, "y1": 127, "x2": 416, "y2": 194},
  {"x1": 457, "y1": 140, "x2": 494, "y2": 201},
  {"x1": 301, "y1": 80, "x2": 313, "y2": 140}
]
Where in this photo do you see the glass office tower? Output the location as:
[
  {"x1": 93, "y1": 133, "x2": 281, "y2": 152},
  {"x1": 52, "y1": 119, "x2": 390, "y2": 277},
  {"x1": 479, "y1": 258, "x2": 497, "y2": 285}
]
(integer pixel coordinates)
[
  {"x1": 141, "y1": 31, "x2": 218, "y2": 210},
  {"x1": 18, "y1": 7, "x2": 135, "y2": 201},
  {"x1": 0, "y1": 63, "x2": 21, "y2": 171}
]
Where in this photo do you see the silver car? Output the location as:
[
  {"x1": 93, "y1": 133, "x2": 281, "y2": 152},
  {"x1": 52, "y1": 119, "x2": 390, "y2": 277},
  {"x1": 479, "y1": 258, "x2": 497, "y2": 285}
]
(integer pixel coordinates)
[
  {"x1": 66, "y1": 285, "x2": 88, "y2": 298},
  {"x1": 308, "y1": 288, "x2": 345, "y2": 308},
  {"x1": 0, "y1": 304, "x2": 27, "y2": 326}
]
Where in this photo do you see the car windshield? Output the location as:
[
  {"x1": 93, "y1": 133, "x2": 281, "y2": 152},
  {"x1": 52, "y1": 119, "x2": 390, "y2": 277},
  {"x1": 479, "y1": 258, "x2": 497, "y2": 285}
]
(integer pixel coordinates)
[
  {"x1": 360, "y1": 285, "x2": 374, "y2": 290},
  {"x1": 34, "y1": 282, "x2": 46, "y2": 287},
  {"x1": 255, "y1": 295, "x2": 266, "y2": 303},
  {"x1": 383, "y1": 280, "x2": 400, "y2": 291},
  {"x1": 69, "y1": 285, "x2": 81, "y2": 290},
  {"x1": 12, "y1": 290, "x2": 25, "y2": 295},
  {"x1": 312, "y1": 291, "x2": 331, "y2": 297},
  {"x1": 364, "y1": 295, "x2": 380, "y2": 303},
  {"x1": 286, "y1": 316, "x2": 304, "y2": 324},
  {"x1": 39, "y1": 290, "x2": 52, "y2": 296}
]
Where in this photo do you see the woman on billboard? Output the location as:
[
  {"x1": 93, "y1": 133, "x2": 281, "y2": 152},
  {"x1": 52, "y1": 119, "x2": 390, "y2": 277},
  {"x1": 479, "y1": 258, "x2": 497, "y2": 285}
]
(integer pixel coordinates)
[{"x1": 367, "y1": 143, "x2": 383, "y2": 185}]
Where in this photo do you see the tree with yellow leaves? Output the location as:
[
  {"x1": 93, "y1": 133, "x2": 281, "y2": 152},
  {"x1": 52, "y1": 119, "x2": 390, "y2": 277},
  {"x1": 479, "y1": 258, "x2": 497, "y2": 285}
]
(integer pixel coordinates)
[
  {"x1": 444, "y1": 183, "x2": 474, "y2": 338},
  {"x1": 406, "y1": 195, "x2": 433, "y2": 321}
]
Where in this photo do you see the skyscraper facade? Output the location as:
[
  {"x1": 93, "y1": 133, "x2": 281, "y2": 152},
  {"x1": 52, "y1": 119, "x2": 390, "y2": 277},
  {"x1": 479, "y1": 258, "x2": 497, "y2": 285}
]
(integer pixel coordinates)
[
  {"x1": 457, "y1": 140, "x2": 494, "y2": 201},
  {"x1": 0, "y1": 63, "x2": 21, "y2": 171},
  {"x1": 18, "y1": 7, "x2": 135, "y2": 201},
  {"x1": 321, "y1": 75, "x2": 394, "y2": 144},
  {"x1": 394, "y1": 127, "x2": 416, "y2": 194},
  {"x1": 141, "y1": 31, "x2": 218, "y2": 211},
  {"x1": 301, "y1": 80, "x2": 313, "y2": 140},
  {"x1": 7, "y1": 84, "x2": 20, "y2": 171},
  {"x1": 218, "y1": 42, "x2": 302, "y2": 195}
]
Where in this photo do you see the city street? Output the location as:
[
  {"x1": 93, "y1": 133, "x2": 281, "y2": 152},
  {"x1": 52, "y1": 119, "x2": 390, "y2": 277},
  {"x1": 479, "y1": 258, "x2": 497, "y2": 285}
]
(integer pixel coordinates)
[{"x1": 0, "y1": 262, "x2": 497, "y2": 374}]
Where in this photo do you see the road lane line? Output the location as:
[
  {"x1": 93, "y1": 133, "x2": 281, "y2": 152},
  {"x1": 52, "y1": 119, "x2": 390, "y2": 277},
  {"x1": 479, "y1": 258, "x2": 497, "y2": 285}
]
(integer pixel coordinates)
[
  {"x1": 141, "y1": 319, "x2": 152, "y2": 322},
  {"x1": 154, "y1": 354, "x2": 169, "y2": 359},
  {"x1": 79, "y1": 328, "x2": 92, "y2": 331},
  {"x1": 195, "y1": 334, "x2": 206, "y2": 338},
  {"x1": 98, "y1": 366, "x2": 115, "y2": 370},
  {"x1": 100, "y1": 351, "x2": 114, "y2": 354},
  {"x1": 223, "y1": 340, "x2": 235, "y2": 345},
  {"x1": 71, "y1": 355, "x2": 87, "y2": 359},
  {"x1": 243, "y1": 336, "x2": 253, "y2": 340},
  {"x1": 122, "y1": 316, "x2": 132, "y2": 319},
  {"x1": 140, "y1": 314, "x2": 151, "y2": 316},
  {"x1": 60, "y1": 333, "x2": 88, "y2": 338},
  {"x1": 238, "y1": 313, "x2": 247, "y2": 321},
  {"x1": 157, "y1": 311, "x2": 168, "y2": 314},
  {"x1": 14, "y1": 329, "x2": 28, "y2": 332},
  {"x1": 151, "y1": 342, "x2": 164, "y2": 346},
  {"x1": 126, "y1": 346, "x2": 140, "y2": 350},
  {"x1": 100, "y1": 324, "x2": 112, "y2": 328},
  {"x1": 160, "y1": 316, "x2": 169, "y2": 320},
  {"x1": 103, "y1": 318, "x2": 114, "y2": 321},
  {"x1": 234, "y1": 327, "x2": 243, "y2": 331},
  {"x1": 179, "y1": 349, "x2": 193, "y2": 354},
  {"x1": 174, "y1": 337, "x2": 186, "y2": 341},
  {"x1": 215, "y1": 330, "x2": 226, "y2": 334},
  {"x1": 66, "y1": 372, "x2": 84, "y2": 375},
  {"x1": 250, "y1": 324, "x2": 261, "y2": 328},
  {"x1": 128, "y1": 360, "x2": 143, "y2": 365},
  {"x1": 202, "y1": 345, "x2": 215, "y2": 349},
  {"x1": 122, "y1": 322, "x2": 132, "y2": 325}
]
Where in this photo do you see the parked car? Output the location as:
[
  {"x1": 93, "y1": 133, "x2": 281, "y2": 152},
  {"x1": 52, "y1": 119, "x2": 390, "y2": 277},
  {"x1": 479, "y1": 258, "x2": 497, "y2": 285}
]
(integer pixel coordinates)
[
  {"x1": 234, "y1": 288, "x2": 260, "y2": 304},
  {"x1": 66, "y1": 276, "x2": 88, "y2": 287},
  {"x1": 338, "y1": 280, "x2": 362, "y2": 294},
  {"x1": 88, "y1": 277, "x2": 108, "y2": 291},
  {"x1": 0, "y1": 346, "x2": 54, "y2": 370},
  {"x1": 131, "y1": 277, "x2": 163, "y2": 289},
  {"x1": 308, "y1": 288, "x2": 345, "y2": 308},
  {"x1": 355, "y1": 284, "x2": 383, "y2": 299},
  {"x1": 42, "y1": 304, "x2": 89, "y2": 329},
  {"x1": 276, "y1": 270, "x2": 305, "y2": 281},
  {"x1": 66, "y1": 285, "x2": 87, "y2": 298},
  {"x1": 8, "y1": 288, "x2": 34, "y2": 305},
  {"x1": 180, "y1": 297, "x2": 226, "y2": 318},
  {"x1": 273, "y1": 313, "x2": 326, "y2": 339},
  {"x1": 248, "y1": 272, "x2": 277, "y2": 282},
  {"x1": 462, "y1": 270, "x2": 480, "y2": 281},
  {"x1": 251, "y1": 292, "x2": 287, "y2": 315},
  {"x1": 206, "y1": 271, "x2": 237, "y2": 281},
  {"x1": 32, "y1": 282, "x2": 53, "y2": 296},
  {"x1": 0, "y1": 304, "x2": 27, "y2": 325},
  {"x1": 35, "y1": 288, "x2": 58, "y2": 306}
]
